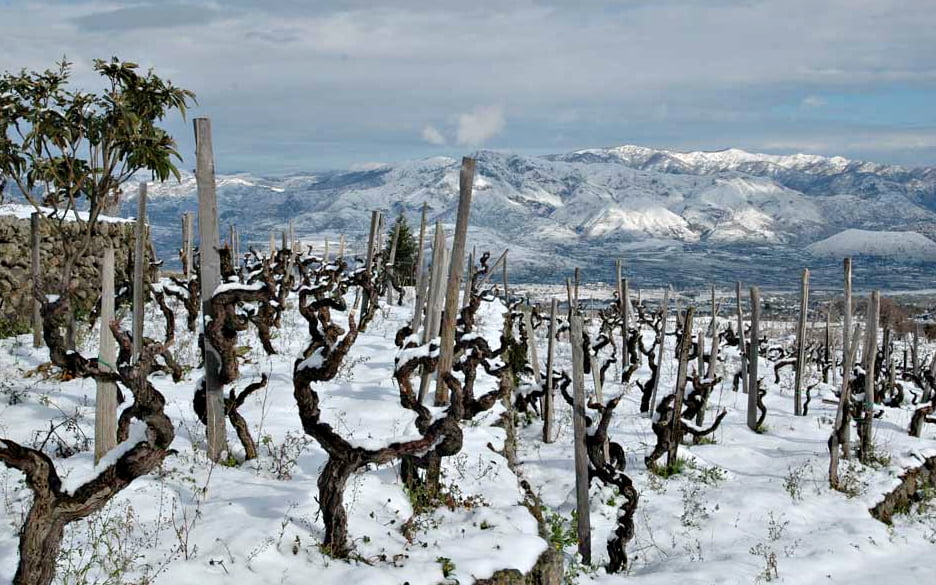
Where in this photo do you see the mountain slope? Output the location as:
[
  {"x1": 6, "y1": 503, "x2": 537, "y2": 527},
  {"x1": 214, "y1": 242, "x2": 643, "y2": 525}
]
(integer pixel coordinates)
[{"x1": 127, "y1": 145, "x2": 936, "y2": 289}]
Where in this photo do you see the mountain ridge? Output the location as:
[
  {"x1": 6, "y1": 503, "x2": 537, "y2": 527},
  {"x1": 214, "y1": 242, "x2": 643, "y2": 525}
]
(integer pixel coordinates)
[{"x1": 124, "y1": 144, "x2": 936, "y2": 289}]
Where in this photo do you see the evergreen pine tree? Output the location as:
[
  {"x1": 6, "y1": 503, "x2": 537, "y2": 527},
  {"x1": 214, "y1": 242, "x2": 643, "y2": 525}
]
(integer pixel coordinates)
[{"x1": 384, "y1": 212, "x2": 419, "y2": 286}]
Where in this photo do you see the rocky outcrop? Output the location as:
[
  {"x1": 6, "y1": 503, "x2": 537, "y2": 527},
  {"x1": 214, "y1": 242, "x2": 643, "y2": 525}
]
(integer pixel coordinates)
[{"x1": 0, "y1": 212, "x2": 136, "y2": 333}]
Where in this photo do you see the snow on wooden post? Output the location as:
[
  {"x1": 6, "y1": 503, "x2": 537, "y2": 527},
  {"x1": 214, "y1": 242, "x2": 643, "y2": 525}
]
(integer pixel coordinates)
[
  {"x1": 912, "y1": 323, "x2": 921, "y2": 381},
  {"x1": 736, "y1": 281, "x2": 747, "y2": 394},
  {"x1": 859, "y1": 291, "x2": 880, "y2": 463},
  {"x1": 434, "y1": 157, "x2": 475, "y2": 406},
  {"x1": 418, "y1": 222, "x2": 447, "y2": 403},
  {"x1": 569, "y1": 313, "x2": 592, "y2": 564},
  {"x1": 523, "y1": 306, "x2": 542, "y2": 387},
  {"x1": 411, "y1": 203, "x2": 429, "y2": 328},
  {"x1": 95, "y1": 246, "x2": 118, "y2": 463},
  {"x1": 648, "y1": 287, "x2": 671, "y2": 414},
  {"x1": 132, "y1": 182, "x2": 147, "y2": 362},
  {"x1": 543, "y1": 298, "x2": 558, "y2": 443},
  {"x1": 30, "y1": 212, "x2": 42, "y2": 348},
  {"x1": 338, "y1": 234, "x2": 346, "y2": 259},
  {"x1": 668, "y1": 307, "x2": 695, "y2": 469},
  {"x1": 194, "y1": 117, "x2": 227, "y2": 462},
  {"x1": 747, "y1": 286, "x2": 761, "y2": 430},
  {"x1": 794, "y1": 268, "x2": 810, "y2": 416}
]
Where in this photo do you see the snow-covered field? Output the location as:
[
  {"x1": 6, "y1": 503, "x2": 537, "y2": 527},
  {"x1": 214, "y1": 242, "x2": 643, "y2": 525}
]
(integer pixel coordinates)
[{"x1": 1, "y1": 284, "x2": 935, "y2": 584}]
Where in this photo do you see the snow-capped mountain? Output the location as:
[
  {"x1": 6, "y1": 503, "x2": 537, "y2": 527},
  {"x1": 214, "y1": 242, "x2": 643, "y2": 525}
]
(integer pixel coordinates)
[{"x1": 128, "y1": 146, "x2": 936, "y2": 289}]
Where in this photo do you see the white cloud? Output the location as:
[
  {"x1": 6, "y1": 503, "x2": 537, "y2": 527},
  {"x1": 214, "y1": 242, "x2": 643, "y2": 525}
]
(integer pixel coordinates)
[
  {"x1": 421, "y1": 124, "x2": 446, "y2": 145},
  {"x1": 456, "y1": 105, "x2": 505, "y2": 146}
]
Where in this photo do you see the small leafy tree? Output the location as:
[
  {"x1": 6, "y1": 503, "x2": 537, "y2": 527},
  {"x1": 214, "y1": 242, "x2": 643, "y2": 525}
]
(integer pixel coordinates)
[
  {"x1": 383, "y1": 212, "x2": 419, "y2": 286},
  {"x1": 0, "y1": 57, "x2": 194, "y2": 342}
]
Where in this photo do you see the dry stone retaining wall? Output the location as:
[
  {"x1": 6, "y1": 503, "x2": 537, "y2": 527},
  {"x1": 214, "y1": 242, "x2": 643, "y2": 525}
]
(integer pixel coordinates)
[{"x1": 0, "y1": 212, "x2": 136, "y2": 331}]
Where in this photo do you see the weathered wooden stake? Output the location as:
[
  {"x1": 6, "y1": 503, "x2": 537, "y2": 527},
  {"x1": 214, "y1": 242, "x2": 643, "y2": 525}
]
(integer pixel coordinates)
[
  {"x1": 386, "y1": 221, "x2": 401, "y2": 304},
  {"x1": 668, "y1": 307, "x2": 695, "y2": 469},
  {"x1": 736, "y1": 281, "x2": 747, "y2": 394},
  {"x1": 523, "y1": 306, "x2": 542, "y2": 387},
  {"x1": 843, "y1": 258, "x2": 853, "y2": 379},
  {"x1": 793, "y1": 268, "x2": 810, "y2": 415},
  {"x1": 183, "y1": 212, "x2": 194, "y2": 280},
  {"x1": 747, "y1": 286, "x2": 761, "y2": 431},
  {"x1": 434, "y1": 157, "x2": 475, "y2": 406},
  {"x1": 31, "y1": 212, "x2": 42, "y2": 348},
  {"x1": 569, "y1": 314, "x2": 592, "y2": 564},
  {"x1": 95, "y1": 246, "x2": 118, "y2": 463},
  {"x1": 411, "y1": 203, "x2": 429, "y2": 328},
  {"x1": 132, "y1": 182, "x2": 147, "y2": 362},
  {"x1": 648, "y1": 287, "x2": 671, "y2": 413},
  {"x1": 359, "y1": 210, "x2": 381, "y2": 313},
  {"x1": 194, "y1": 117, "x2": 226, "y2": 462},
  {"x1": 502, "y1": 251, "x2": 510, "y2": 304},
  {"x1": 859, "y1": 291, "x2": 879, "y2": 463},
  {"x1": 417, "y1": 222, "x2": 447, "y2": 403},
  {"x1": 543, "y1": 298, "x2": 558, "y2": 443}
]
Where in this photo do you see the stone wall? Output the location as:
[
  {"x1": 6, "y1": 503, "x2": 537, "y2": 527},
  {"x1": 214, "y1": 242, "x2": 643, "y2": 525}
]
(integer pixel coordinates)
[{"x1": 0, "y1": 212, "x2": 136, "y2": 331}]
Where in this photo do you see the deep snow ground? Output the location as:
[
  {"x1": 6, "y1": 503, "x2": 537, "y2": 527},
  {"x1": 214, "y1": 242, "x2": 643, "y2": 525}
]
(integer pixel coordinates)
[{"x1": 1, "y1": 287, "x2": 935, "y2": 584}]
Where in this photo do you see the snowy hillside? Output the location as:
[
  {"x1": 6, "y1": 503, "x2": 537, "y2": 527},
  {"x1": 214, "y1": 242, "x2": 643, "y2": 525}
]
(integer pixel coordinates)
[
  {"x1": 109, "y1": 145, "x2": 936, "y2": 288},
  {"x1": 807, "y1": 229, "x2": 936, "y2": 261}
]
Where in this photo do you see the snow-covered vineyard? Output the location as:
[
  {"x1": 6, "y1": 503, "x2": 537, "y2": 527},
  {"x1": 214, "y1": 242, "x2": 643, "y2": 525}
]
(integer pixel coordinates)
[{"x1": 2, "y1": 230, "x2": 936, "y2": 585}]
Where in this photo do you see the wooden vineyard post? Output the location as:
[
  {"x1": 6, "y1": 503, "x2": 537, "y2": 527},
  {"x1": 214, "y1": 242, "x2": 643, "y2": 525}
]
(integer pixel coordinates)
[
  {"x1": 502, "y1": 251, "x2": 510, "y2": 304},
  {"x1": 194, "y1": 117, "x2": 227, "y2": 462},
  {"x1": 794, "y1": 268, "x2": 810, "y2": 416},
  {"x1": 648, "y1": 287, "x2": 671, "y2": 414},
  {"x1": 95, "y1": 246, "x2": 118, "y2": 463},
  {"x1": 434, "y1": 157, "x2": 475, "y2": 406},
  {"x1": 338, "y1": 234, "x2": 346, "y2": 259},
  {"x1": 859, "y1": 291, "x2": 880, "y2": 464},
  {"x1": 182, "y1": 212, "x2": 194, "y2": 279},
  {"x1": 668, "y1": 307, "x2": 695, "y2": 469},
  {"x1": 843, "y1": 258, "x2": 852, "y2": 379},
  {"x1": 825, "y1": 305, "x2": 832, "y2": 384},
  {"x1": 523, "y1": 306, "x2": 542, "y2": 387},
  {"x1": 543, "y1": 298, "x2": 558, "y2": 443},
  {"x1": 912, "y1": 323, "x2": 921, "y2": 381},
  {"x1": 386, "y1": 221, "x2": 400, "y2": 305},
  {"x1": 411, "y1": 203, "x2": 429, "y2": 329},
  {"x1": 569, "y1": 314, "x2": 592, "y2": 564},
  {"x1": 418, "y1": 222, "x2": 447, "y2": 403},
  {"x1": 462, "y1": 251, "x2": 474, "y2": 309},
  {"x1": 697, "y1": 331, "x2": 705, "y2": 380},
  {"x1": 736, "y1": 281, "x2": 747, "y2": 394},
  {"x1": 31, "y1": 212, "x2": 42, "y2": 348},
  {"x1": 616, "y1": 259, "x2": 625, "y2": 355},
  {"x1": 747, "y1": 286, "x2": 761, "y2": 431},
  {"x1": 358, "y1": 210, "x2": 380, "y2": 313},
  {"x1": 709, "y1": 283, "x2": 717, "y2": 336},
  {"x1": 132, "y1": 182, "x2": 147, "y2": 362}
]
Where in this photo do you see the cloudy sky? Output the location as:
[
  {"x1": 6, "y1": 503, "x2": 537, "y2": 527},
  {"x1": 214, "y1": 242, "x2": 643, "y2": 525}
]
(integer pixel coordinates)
[{"x1": 1, "y1": 0, "x2": 934, "y2": 173}]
